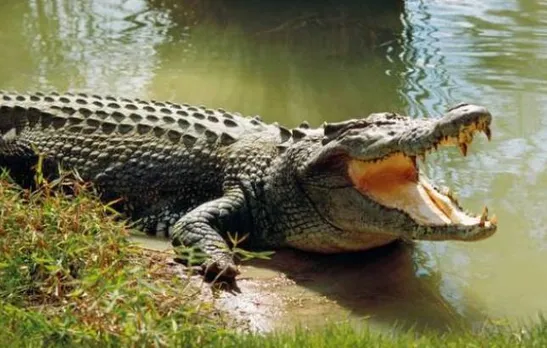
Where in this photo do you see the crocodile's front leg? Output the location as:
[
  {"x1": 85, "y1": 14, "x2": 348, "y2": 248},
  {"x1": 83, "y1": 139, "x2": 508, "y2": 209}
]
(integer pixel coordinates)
[{"x1": 170, "y1": 188, "x2": 248, "y2": 279}]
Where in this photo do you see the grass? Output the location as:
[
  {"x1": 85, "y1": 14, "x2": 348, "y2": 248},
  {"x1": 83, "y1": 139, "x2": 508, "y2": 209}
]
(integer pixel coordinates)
[
  {"x1": 0, "y1": 172, "x2": 234, "y2": 346},
  {"x1": 0, "y1": 171, "x2": 546, "y2": 347}
]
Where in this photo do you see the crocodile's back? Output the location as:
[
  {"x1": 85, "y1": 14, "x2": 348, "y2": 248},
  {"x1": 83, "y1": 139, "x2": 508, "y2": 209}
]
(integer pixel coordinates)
[
  {"x1": 0, "y1": 91, "x2": 278, "y2": 222},
  {"x1": 0, "y1": 91, "x2": 271, "y2": 147}
]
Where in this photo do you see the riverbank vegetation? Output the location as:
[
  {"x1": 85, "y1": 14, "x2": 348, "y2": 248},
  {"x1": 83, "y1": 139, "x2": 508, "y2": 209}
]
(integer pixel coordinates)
[{"x1": 0, "y1": 172, "x2": 545, "y2": 347}]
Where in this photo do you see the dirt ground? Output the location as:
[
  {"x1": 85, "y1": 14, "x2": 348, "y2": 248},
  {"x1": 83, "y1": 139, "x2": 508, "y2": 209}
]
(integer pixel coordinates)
[{"x1": 136, "y1": 238, "x2": 487, "y2": 334}]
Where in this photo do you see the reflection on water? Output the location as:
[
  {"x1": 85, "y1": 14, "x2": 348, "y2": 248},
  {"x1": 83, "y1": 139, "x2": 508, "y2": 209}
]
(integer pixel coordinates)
[
  {"x1": 1, "y1": 0, "x2": 547, "y2": 332},
  {"x1": 0, "y1": 0, "x2": 171, "y2": 95}
]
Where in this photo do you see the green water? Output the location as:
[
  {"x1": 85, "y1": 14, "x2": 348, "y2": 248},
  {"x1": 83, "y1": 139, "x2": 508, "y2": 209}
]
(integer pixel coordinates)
[{"x1": 1, "y1": 0, "x2": 547, "y2": 332}]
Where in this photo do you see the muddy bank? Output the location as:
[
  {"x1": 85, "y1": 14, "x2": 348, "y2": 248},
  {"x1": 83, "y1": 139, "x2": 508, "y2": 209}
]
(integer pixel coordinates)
[{"x1": 136, "y1": 237, "x2": 490, "y2": 334}]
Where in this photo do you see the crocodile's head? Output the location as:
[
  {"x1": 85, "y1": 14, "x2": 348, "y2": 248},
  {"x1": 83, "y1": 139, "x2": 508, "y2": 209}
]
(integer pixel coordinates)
[{"x1": 296, "y1": 103, "x2": 497, "y2": 252}]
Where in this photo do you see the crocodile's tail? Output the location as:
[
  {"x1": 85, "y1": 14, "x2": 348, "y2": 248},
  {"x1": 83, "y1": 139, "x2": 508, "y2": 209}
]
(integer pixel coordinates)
[
  {"x1": 0, "y1": 92, "x2": 39, "y2": 186},
  {"x1": 0, "y1": 91, "x2": 34, "y2": 137}
]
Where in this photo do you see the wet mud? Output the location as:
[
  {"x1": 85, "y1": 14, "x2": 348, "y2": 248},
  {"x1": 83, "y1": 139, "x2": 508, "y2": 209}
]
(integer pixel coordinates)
[{"x1": 135, "y1": 237, "x2": 489, "y2": 333}]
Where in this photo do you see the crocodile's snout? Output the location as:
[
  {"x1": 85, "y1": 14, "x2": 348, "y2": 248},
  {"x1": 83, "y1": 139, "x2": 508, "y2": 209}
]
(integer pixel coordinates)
[
  {"x1": 434, "y1": 103, "x2": 493, "y2": 156},
  {"x1": 297, "y1": 103, "x2": 497, "y2": 253}
]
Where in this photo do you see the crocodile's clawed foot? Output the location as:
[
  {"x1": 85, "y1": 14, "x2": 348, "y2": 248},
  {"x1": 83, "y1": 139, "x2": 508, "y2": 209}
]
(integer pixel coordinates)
[
  {"x1": 174, "y1": 256, "x2": 240, "y2": 280},
  {"x1": 201, "y1": 258, "x2": 240, "y2": 281},
  {"x1": 201, "y1": 258, "x2": 241, "y2": 291}
]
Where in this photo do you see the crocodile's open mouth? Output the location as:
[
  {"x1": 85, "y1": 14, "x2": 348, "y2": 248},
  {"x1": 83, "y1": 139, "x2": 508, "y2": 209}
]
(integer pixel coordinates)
[{"x1": 347, "y1": 123, "x2": 497, "y2": 233}]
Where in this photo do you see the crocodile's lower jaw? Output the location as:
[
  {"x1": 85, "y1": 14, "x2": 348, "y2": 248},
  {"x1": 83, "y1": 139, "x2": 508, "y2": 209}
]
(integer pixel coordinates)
[
  {"x1": 347, "y1": 153, "x2": 497, "y2": 228},
  {"x1": 286, "y1": 232, "x2": 399, "y2": 253}
]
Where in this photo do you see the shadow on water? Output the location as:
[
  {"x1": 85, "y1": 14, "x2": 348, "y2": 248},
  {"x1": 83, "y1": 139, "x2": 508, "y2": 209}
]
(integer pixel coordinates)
[
  {"x1": 147, "y1": 0, "x2": 404, "y2": 50},
  {"x1": 145, "y1": 0, "x2": 409, "y2": 123},
  {"x1": 225, "y1": 242, "x2": 489, "y2": 333}
]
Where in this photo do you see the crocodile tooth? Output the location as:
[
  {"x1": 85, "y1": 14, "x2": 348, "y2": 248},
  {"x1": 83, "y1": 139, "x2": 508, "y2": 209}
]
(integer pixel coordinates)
[
  {"x1": 445, "y1": 187, "x2": 456, "y2": 200},
  {"x1": 490, "y1": 214, "x2": 498, "y2": 225},
  {"x1": 484, "y1": 126, "x2": 492, "y2": 141},
  {"x1": 299, "y1": 121, "x2": 310, "y2": 129},
  {"x1": 479, "y1": 206, "x2": 488, "y2": 226},
  {"x1": 459, "y1": 143, "x2": 468, "y2": 156}
]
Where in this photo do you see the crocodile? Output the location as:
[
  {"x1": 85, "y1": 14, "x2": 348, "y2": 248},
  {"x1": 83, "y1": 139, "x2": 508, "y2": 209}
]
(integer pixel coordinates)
[{"x1": 0, "y1": 91, "x2": 497, "y2": 279}]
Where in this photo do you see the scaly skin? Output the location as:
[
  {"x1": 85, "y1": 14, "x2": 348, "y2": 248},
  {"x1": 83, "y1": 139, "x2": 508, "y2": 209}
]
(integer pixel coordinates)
[{"x1": 0, "y1": 91, "x2": 498, "y2": 278}]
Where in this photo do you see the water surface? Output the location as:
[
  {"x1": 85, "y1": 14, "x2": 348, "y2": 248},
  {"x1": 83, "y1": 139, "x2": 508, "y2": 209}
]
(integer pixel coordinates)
[{"x1": 1, "y1": 0, "x2": 546, "y2": 332}]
